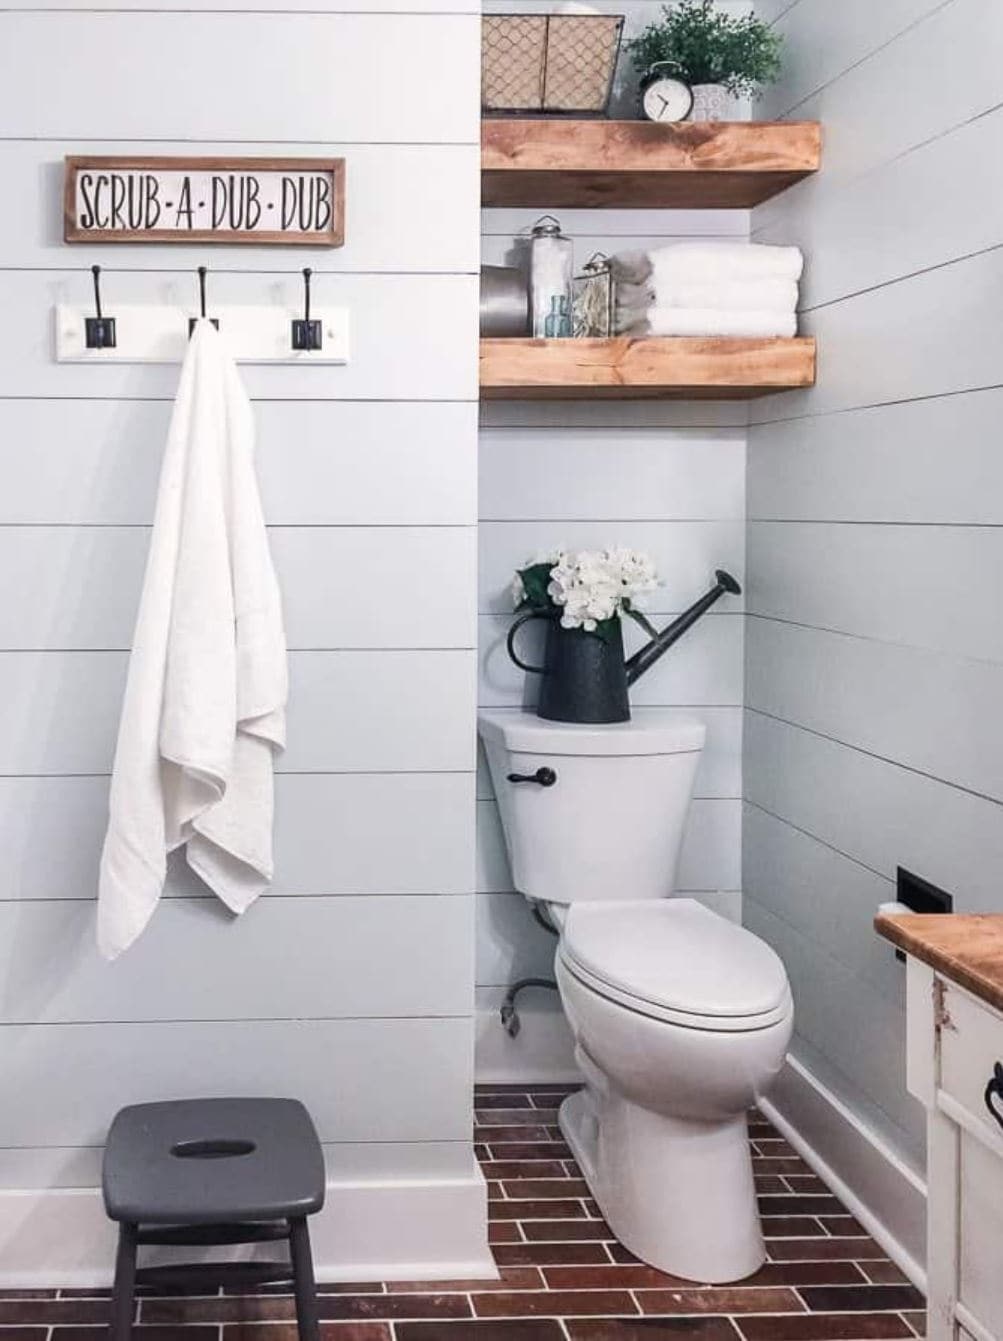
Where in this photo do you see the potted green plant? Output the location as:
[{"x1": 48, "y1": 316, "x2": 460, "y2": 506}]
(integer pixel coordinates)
[{"x1": 626, "y1": 0, "x2": 783, "y2": 122}]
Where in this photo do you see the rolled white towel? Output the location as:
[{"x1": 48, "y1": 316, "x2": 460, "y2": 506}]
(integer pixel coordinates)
[
  {"x1": 619, "y1": 307, "x2": 798, "y2": 338},
  {"x1": 650, "y1": 242, "x2": 804, "y2": 284},
  {"x1": 615, "y1": 279, "x2": 657, "y2": 309},
  {"x1": 609, "y1": 251, "x2": 653, "y2": 285},
  {"x1": 615, "y1": 313, "x2": 649, "y2": 334},
  {"x1": 652, "y1": 278, "x2": 799, "y2": 311}
]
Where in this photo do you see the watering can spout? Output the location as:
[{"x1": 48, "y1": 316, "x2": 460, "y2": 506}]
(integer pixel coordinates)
[{"x1": 624, "y1": 569, "x2": 742, "y2": 687}]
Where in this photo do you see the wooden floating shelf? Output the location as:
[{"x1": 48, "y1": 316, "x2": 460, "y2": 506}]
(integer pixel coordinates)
[
  {"x1": 481, "y1": 119, "x2": 821, "y2": 209},
  {"x1": 479, "y1": 336, "x2": 817, "y2": 400}
]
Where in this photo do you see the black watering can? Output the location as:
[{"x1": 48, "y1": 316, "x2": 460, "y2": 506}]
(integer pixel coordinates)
[{"x1": 506, "y1": 569, "x2": 741, "y2": 724}]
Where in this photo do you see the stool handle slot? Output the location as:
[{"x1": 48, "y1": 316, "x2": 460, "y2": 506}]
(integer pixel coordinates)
[{"x1": 170, "y1": 1138, "x2": 256, "y2": 1160}]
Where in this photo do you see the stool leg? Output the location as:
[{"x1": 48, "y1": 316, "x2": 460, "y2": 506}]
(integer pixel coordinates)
[
  {"x1": 289, "y1": 1217, "x2": 320, "y2": 1341},
  {"x1": 109, "y1": 1222, "x2": 138, "y2": 1341}
]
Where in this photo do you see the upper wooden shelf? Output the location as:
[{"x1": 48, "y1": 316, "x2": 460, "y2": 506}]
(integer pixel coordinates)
[
  {"x1": 481, "y1": 119, "x2": 821, "y2": 209},
  {"x1": 480, "y1": 336, "x2": 816, "y2": 400}
]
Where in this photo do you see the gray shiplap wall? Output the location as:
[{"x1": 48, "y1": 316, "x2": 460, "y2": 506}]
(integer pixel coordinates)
[
  {"x1": 476, "y1": 206, "x2": 750, "y2": 1079},
  {"x1": 745, "y1": 0, "x2": 1003, "y2": 1258},
  {"x1": 0, "y1": 0, "x2": 480, "y2": 1234}
]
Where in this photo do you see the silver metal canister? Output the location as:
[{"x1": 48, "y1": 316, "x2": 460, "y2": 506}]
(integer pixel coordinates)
[{"x1": 480, "y1": 266, "x2": 530, "y2": 336}]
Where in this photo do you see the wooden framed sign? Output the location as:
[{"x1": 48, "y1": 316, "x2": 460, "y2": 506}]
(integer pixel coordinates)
[{"x1": 64, "y1": 156, "x2": 345, "y2": 246}]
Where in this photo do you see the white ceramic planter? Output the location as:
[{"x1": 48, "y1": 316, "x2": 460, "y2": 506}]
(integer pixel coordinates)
[{"x1": 690, "y1": 83, "x2": 730, "y2": 122}]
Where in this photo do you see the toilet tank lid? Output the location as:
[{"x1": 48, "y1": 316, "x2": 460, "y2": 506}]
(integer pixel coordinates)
[
  {"x1": 560, "y1": 900, "x2": 790, "y2": 1021},
  {"x1": 477, "y1": 711, "x2": 706, "y2": 757}
]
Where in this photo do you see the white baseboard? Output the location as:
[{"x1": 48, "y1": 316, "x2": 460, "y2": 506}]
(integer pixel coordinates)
[
  {"x1": 0, "y1": 1171, "x2": 496, "y2": 1287},
  {"x1": 760, "y1": 1055, "x2": 927, "y2": 1291}
]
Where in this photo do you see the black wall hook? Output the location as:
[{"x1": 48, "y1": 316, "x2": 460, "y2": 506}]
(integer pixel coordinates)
[
  {"x1": 291, "y1": 268, "x2": 322, "y2": 351},
  {"x1": 188, "y1": 265, "x2": 220, "y2": 336},
  {"x1": 85, "y1": 265, "x2": 116, "y2": 350}
]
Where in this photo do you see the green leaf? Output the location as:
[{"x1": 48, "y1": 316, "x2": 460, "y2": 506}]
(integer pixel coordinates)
[
  {"x1": 623, "y1": 603, "x2": 660, "y2": 639},
  {"x1": 625, "y1": 0, "x2": 783, "y2": 93},
  {"x1": 591, "y1": 616, "x2": 620, "y2": 644},
  {"x1": 517, "y1": 561, "x2": 556, "y2": 611}
]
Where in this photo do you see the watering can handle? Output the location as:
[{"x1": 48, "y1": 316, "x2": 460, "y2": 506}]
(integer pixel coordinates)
[{"x1": 506, "y1": 610, "x2": 550, "y2": 675}]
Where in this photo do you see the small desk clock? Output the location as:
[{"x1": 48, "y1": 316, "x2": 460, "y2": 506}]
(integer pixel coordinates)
[{"x1": 639, "y1": 62, "x2": 694, "y2": 122}]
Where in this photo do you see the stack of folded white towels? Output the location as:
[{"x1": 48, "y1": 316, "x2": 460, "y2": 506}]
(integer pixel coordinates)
[{"x1": 612, "y1": 242, "x2": 804, "y2": 338}]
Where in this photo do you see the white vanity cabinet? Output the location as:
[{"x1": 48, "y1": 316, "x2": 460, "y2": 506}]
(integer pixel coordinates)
[{"x1": 905, "y1": 956, "x2": 1003, "y2": 1341}]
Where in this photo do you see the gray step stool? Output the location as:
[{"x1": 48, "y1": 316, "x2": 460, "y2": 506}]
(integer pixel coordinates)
[{"x1": 103, "y1": 1097, "x2": 325, "y2": 1341}]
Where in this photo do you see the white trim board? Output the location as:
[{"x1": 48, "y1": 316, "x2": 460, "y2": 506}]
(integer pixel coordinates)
[
  {"x1": 0, "y1": 1169, "x2": 495, "y2": 1288},
  {"x1": 759, "y1": 1053, "x2": 927, "y2": 1290},
  {"x1": 56, "y1": 305, "x2": 350, "y2": 365}
]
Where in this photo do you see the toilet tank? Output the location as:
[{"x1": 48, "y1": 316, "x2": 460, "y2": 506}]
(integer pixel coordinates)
[{"x1": 478, "y1": 710, "x2": 706, "y2": 906}]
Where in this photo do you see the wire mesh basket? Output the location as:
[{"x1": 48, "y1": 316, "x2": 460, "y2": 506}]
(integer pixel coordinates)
[{"x1": 482, "y1": 14, "x2": 625, "y2": 117}]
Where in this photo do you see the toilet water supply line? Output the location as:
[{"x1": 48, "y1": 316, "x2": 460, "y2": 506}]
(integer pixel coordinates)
[{"x1": 500, "y1": 904, "x2": 559, "y2": 1038}]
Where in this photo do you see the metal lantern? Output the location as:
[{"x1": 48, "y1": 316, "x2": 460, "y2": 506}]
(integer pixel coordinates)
[{"x1": 572, "y1": 252, "x2": 614, "y2": 338}]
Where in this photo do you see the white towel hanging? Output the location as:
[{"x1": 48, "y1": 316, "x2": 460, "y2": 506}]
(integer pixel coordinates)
[{"x1": 97, "y1": 320, "x2": 287, "y2": 960}]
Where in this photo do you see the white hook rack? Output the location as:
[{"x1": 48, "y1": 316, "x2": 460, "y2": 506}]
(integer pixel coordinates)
[{"x1": 55, "y1": 303, "x2": 350, "y2": 364}]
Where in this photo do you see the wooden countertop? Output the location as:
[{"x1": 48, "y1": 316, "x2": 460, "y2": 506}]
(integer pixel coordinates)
[{"x1": 875, "y1": 913, "x2": 1003, "y2": 1014}]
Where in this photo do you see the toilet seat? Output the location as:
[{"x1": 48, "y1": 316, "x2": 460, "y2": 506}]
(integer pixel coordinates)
[{"x1": 559, "y1": 899, "x2": 791, "y2": 1033}]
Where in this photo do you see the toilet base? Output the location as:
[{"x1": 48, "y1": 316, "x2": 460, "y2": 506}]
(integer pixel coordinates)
[{"x1": 559, "y1": 1085, "x2": 765, "y2": 1284}]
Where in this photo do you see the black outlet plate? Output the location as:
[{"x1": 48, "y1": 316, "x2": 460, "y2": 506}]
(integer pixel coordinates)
[
  {"x1": 893, "y1": 867, "x2": 954, "y2": 960},
  {"x1": 897, "y1": 867, "x2": 954, "y2": 915}
]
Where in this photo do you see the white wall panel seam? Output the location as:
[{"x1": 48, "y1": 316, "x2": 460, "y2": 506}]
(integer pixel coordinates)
[
  {"x1": 746, "y1": 521, "x2": 1003, "y2": 530},
  {"x1": 751, "y1": 99, "x2": 1003, "y2": 247},
  {"x1": 0, "y1": 397, "x2": 479, "y2": 405},
  {"x1": 1, "y1": 268, "x2": 480, "y2": 275},
  {"x1": 0, "y1": 647, "x2": 478, "y2": 653},
  {"x1": 799, "y1": 240, "x2": 1003, "y2": 316},
  {"x1": 743, "y1": 798, "x2": 893, "y2": 890},
  {"x1": 0, "y1": 771, "x2": 476, "y2": 778},
  {"x1": 0, "y1": 138, "x2": 480, "y2": 147},
  {"x1": 745, "y1": 707, "x2": 1003, "y2": 811},
  {"x1": 745, "y1": 609, "x2": 1003, "y2": 641},
  {"x1": 0, "y1": 397, "x2": 475, "y2": 403},
  {"x1": 0, "y1": 524, "x2": 478, "y2": 529},
  {"x1": 766, "y1": 0, "x2": 958, "y2": 120},
  {"x1": 765, "y1": 0, "x2": 803, "y2": 24},
  {"x1": 750, "y1": 383, "x2": 1003, "y2": 430},
  {"x1": 0, "y1": 892, "x2": 471, "y2": 901},
  {"x1": 479, "y1": 517, "x2": 745, "y2": 524},
  {"x1": 0, "y1": 1016, "x2": 474, "y2": 1027}
]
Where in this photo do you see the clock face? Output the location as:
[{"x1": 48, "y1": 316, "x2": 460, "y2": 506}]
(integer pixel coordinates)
[{"x1": 641, "y1": 77, "x2": 693, "y2": 123}]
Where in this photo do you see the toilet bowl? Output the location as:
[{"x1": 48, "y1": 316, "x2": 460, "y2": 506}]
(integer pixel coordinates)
[
  {"x1": 557, "y1": 899, "x2": 792, "y2": 1283},
  {"x1": 478, "y1": 709, "x2": 794, "y2": 1284}
]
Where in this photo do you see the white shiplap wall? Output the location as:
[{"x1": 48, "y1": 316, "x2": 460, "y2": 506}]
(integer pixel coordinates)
[
  {"x1": 476, "y1": 206, "x2": 750, "y2": 1079},
  {"x1": 0, "y1": 0, "x2": 486, "y2": 1284},
  {"x1": 745, "y1": 0, "x2": 1003, "y2": 1279}
]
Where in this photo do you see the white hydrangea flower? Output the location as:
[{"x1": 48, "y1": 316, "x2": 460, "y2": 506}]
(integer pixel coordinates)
[{"x1": 515, "y1": 546, "x2": 660, "y2": 632}]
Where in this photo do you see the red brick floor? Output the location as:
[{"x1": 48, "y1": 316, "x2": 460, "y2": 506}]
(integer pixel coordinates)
[{"x1": 0, "y1": 1085, "x2": 925, "y2": 1341}]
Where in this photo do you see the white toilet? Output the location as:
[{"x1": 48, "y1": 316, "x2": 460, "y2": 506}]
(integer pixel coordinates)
[{"x1": 478, "y1": 709, "x2": 793, "y2": 1285}]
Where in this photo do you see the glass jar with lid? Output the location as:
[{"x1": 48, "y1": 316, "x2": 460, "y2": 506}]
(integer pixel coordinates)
[{"x1": 529, "y1": 215, "x2": 573, "y2": 338}]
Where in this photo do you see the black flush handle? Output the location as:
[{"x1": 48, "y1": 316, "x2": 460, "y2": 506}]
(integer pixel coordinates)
[
  {"x1": 507, "y1": 767, "x2": 557, "y2": 787},
  {"x1": 985, "y1": 1063, "x2": 1003, "y2": 1131}
]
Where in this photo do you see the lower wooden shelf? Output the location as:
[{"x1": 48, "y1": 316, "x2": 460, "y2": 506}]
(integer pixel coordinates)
[{"x1": 479, "y1": 336, "x2": 816, "y2": 400}]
